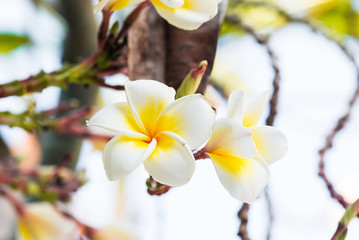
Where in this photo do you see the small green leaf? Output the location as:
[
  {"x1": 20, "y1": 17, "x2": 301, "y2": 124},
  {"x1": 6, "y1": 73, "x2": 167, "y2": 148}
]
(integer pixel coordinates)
[
  {"x1": 0, "y1": 34, "x2": 31, "y2": 54},
  {"x1": 175, "y1": 61, "x2": 208, "y2": 99}
]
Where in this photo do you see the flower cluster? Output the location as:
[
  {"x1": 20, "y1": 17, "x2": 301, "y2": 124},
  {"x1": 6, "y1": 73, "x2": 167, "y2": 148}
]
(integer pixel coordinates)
[
  {"x1": 94, "y1": 0, "x2": 221, "y2": 30},
  {"x1": 88, "y1": 80, "x2": 287, "y2": 202},
  {"x1": 204, "y1": 90, "x2": 287, "y2": 202}
]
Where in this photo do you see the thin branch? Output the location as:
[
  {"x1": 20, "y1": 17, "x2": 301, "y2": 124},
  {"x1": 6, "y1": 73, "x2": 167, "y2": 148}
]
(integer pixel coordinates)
[
  {"x1": 115, "y1": 1, "x2": 151, "y2": 42},
  {"x1": 55, "y1": 107, "x2": 113, "y2": 141},
  {"x1": 98, "y1": 10, "x2": 113, "y2": 48},
  {"x1": 238, "y1": 203, "x2": 250, "y2": 240},
  {"x1": 0, "y1": 105, "x2": 112, "y2": 141},
  {"x1": 0, "y1": 156, "x2": 85, "y2": 202},
  {"x1": 331, "y1": 199, "x2": 359, "y2": 239},
  {"x1": 56, "y1": 207, "x2": 97, "y2": 238}
]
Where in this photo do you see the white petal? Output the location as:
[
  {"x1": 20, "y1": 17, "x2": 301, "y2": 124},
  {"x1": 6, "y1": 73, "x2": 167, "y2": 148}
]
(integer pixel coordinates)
[
  {"x1": 205, "y1": 118, "x2": 257, "y2": 159},
  {"x1": 227, "y1": 90, "x2": 245, "y2": 123},
  {"x1": 251, "y1": 126, "x2": 287, "y2": 165},
  {"x1": 160, "y1": 0, "x2": 184, "y2": 8},
  {"x1": 144, "y1": 132, "x2": 195, "y2": 186},
  {"x1": 103, "y1": 136, "x2": 157, "y2": 180},
  {"x1": 125, "y1": 80, "x2": 175, "y2": 136},
  {"x1": 209, "y1": 154, "x2": 269, "y2": 203},
  {"x1": 243, "y1": 90, "x2": 270, "y2": 127},
  {"x1": 87, "y1": 102, "x2": 148, "y2": 140},
  {"x1": 94, "y1": 0, "x2": 111, "y2": 14},
  {"x1": 152, "y1": 0, "x2": 218, "y2": 30},
  {"x1": 155, "y1": 94, "x2": 216, "y2": 149}
]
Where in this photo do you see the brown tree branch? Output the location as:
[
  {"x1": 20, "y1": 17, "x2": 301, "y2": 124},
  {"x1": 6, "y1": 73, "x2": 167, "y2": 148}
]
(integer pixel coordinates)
[
  {"x1": 238, "y1": 203, "x2": 250, "y2": 240},
  {"x1": 0, "y1": 156, "x2": 85, "y2": 203},
  {"x1": 0, "y1": 104, "x2": 112, "y2": 141}
]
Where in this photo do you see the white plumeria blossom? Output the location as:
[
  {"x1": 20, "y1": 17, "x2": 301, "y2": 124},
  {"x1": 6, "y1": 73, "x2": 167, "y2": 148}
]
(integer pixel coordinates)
[
  {"x1": 227, "y1": 90, "x2": 288, "y2": 165},
  {"x1": 88, "y1": 80, "x2": 216, "y2": 186},
  {"x1": 17, "y1": 203, "x2": 77, "y2": 240},
  {"x1": 204, "y1": 90, "x2": 287, "y2": 203},
  {"x1": 94, "y1": 0, "x2": 219, "y2": 30}
]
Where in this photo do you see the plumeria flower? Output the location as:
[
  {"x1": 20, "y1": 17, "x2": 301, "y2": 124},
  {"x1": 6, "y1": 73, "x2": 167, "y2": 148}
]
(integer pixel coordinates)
[
  {"x1": 227, "y1": 90, "x2": 287, "y2": 165},
  {"x1": 203, "y1": 90, "x2": 287, "y2": 203},
  {"x1": 17, "y1": 203, "x2": 77, "y2": 240},
  {"x1": 88, "y1": 80, "x2": 215, "y2": 186},
  {"x1": 94, "y1": 0, "x2": 219, "y2": 30}
]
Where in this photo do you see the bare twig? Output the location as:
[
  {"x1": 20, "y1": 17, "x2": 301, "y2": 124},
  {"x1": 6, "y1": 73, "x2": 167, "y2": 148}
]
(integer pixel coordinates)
[
  {"x1": 98, "y1": 10, "x2": 113, "y2": 49},
  {"x1": 0, "y1": 156, "x2": 85, "y2": 202},
  {"x1": 238, "y1": 203, "x2": 250, "y2": 240},
  {"x1": 57, "y1": 207, "x2": 97, "y2": 238},
  {"x1": 116, "y1": 1, "x2": 151, "y2": 42},
  {"x1": 0, "y1": 105, "x2": 112, "y2": 141}
]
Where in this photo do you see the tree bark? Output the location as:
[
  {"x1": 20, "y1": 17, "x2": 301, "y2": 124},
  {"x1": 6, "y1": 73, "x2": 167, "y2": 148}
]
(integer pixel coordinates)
[
  {"x1": 41, "y1": 0, "x2": 98, "y2": 167},
  {"x1": 128, "y1": 4, "x2": 224, "y2": 92},
  {"x1": 165, "y1": 15, "x2": 221, "y2": 93},
  {"x1": 0, "y1": 137, "x2": 9, "y2": 160},
  {"x1": 128, "y1": 6, "x2": 167, "y2": 83}
]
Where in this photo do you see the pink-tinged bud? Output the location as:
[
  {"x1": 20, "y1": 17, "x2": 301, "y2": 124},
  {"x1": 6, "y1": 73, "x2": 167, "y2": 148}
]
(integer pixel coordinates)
[{"x1": 175, "y1": 60, "x2": 208, "y2": 99}]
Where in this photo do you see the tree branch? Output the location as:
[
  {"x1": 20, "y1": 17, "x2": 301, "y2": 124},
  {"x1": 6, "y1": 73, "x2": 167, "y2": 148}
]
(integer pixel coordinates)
[
  {"x1": 0, "y1": 104, "x2": 112, "y2": 141},
  {"x1": 331, "y1": 199, "x2": 359, "y2": 239},
  {"x1": 238, "y1": 203, "x2": 250, "y2": 240}
]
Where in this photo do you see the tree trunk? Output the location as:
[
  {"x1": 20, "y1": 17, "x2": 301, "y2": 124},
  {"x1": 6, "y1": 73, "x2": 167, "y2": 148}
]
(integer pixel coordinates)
[
  {"x1": 128, "y1": 4, "x2": 224, "y2": 92},
  {"x1": 41, "y1": 0, "x2": 98, "y2": 168}
]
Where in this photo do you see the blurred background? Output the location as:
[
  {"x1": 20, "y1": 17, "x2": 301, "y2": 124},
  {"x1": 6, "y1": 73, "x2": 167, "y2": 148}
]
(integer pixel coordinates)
[{"x1": 1, "y1": 0, "x2": 359, "y2": 239}]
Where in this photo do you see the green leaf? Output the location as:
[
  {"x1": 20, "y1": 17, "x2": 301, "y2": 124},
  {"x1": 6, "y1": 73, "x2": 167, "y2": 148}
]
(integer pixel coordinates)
[{"x1": 0, "y1": 34, "x2": 31, "y2": 54}]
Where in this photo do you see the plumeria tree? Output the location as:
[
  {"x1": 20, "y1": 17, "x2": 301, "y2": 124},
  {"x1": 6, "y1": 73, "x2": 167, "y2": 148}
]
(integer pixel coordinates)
[{"x1": 0, "y1": 0, "x2": 359, "y2": 239}]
